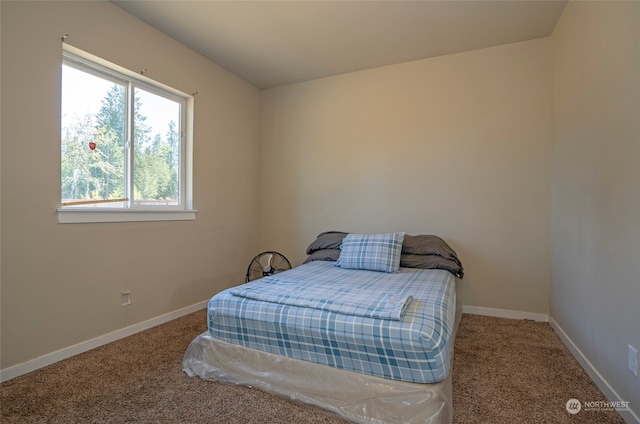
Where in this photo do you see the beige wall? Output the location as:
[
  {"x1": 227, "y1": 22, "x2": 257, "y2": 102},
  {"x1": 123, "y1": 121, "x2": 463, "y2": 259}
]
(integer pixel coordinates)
[
  {"x1": 260, "y1": 38, "x2": 553, "y2": 315},
  {"x1": 0, "y1": 1, "x2": 261, "y2": 369},
  {"x1": 551, "y1": 1, "x2": 640, "y2": 417}
]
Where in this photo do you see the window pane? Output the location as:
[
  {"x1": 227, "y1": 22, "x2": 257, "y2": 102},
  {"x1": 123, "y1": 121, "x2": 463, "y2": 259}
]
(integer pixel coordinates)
[
  {"x1": 133, "y1": 87, "x2": 181, "y2": 206},
  {"x1": 61, "y1": 65, "x2": 126, "y2": 206}
]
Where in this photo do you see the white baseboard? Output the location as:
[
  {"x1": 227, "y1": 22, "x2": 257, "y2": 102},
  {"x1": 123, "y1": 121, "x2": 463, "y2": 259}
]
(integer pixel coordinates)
[
  {"x1": 0, "y1": 300, "x2": 208, "y2": 383},
  {"x1": 463, "y1": 305, "x2": 549, "y2": 322},
  {"x1": 549, "y1": 317, "x2": 640, "y2": 424}
]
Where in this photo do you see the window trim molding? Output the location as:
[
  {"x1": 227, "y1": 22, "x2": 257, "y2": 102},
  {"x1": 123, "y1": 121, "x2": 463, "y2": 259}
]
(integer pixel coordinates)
[
  {"x1": 57, "y1": 208, "x2": 197, "y2": 224},
  {"x1": 59, "y1": 44, "x2": 195, "y2": 223}
]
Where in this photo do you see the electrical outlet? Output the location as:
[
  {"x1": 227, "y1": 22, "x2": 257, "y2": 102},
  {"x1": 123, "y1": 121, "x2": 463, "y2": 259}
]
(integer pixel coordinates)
[
  {"x1": 121, "y1": 289, "x2": 132, "y2": 307},
  {"x1": 629, "y1": 345, "x2": 638, "y2": 377}
]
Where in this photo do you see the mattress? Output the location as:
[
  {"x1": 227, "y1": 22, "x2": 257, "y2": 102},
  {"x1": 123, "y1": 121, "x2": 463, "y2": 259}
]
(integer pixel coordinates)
[{"x1": 206, "y1": 261, "x2": 456, "y2": 384}]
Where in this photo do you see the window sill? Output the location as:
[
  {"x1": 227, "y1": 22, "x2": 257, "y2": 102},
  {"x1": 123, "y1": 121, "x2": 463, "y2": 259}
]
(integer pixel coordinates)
[{"x1": 57, "y1": 208, "x2": 197, "y2": 224}]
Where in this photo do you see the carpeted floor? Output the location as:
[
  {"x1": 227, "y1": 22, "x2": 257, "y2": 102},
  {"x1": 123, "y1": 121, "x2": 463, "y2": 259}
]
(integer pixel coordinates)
[
  {"x1": 452, "y1": 315, "x2": 627, "y2": 424},
  {"x1": 1, "y1": 311, "x2": 627, "y2": 423}
]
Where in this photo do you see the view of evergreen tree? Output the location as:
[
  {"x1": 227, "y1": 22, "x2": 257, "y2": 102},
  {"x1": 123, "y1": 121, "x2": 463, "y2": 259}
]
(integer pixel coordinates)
[
  {"x1": 61, "y1": 83, "x2": 180, "y2": 204},
  {"x1": 166, "y1": 120, "x2": 180, "y2": 199},
  {"x1": 61, "y1": 114, "x2": 125, "y2": 200}
]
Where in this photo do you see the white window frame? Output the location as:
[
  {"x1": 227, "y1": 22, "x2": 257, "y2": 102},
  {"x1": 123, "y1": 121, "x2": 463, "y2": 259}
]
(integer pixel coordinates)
[{"x1": 57, "y1": 45, "x2": 195, "y2": 224}]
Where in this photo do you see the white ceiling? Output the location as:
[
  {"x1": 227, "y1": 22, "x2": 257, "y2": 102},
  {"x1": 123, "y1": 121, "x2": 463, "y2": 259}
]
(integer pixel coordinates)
[{"x1": 112, "y1": 0, "x2": 567, "y2": 90}]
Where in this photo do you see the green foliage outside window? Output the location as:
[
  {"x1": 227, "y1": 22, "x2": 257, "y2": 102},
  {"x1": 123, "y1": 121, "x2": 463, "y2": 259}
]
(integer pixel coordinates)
[{"x1": 61, "y1": 83, "x2": 180, "y2": 204}]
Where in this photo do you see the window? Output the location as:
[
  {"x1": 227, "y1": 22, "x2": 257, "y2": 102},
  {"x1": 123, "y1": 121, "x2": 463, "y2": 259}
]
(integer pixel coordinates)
[{"x1": 58, "y1": 45, "x2": 195, "y2": 223}]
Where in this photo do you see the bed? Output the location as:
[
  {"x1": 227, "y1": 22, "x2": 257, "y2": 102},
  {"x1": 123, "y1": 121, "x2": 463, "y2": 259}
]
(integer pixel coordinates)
[{"x1": 183, "y1": 232, "x2": 464, "y2": 424}]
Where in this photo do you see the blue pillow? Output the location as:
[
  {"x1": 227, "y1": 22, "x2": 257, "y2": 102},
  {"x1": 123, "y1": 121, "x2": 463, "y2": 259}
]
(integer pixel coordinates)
[{"x1": 336, "y1": 232, "x2": 405, "y2": 273}]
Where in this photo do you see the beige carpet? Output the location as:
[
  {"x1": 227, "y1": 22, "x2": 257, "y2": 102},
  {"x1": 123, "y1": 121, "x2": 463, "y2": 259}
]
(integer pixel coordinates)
[
  {"x1": 1, "y1": 311, "x2": 626, "y2": 423},
  {"x1": 452, "y1": 315, "x2": 626, "y2": 424}
]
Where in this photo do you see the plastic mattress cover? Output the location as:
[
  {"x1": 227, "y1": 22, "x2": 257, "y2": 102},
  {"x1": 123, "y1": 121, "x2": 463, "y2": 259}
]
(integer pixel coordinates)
[
  {"x1": 183, "y1": 332, "x2": 452, "y2": 424},
  {"x1": 182, "y1": 286, "x2": 462, "y2": 424}
]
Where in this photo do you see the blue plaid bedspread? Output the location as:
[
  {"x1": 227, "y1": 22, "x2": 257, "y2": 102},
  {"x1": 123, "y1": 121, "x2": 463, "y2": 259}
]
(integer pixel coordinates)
[{"x1": 208, "y1": 261, "x2": 457, "y2": 383}]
